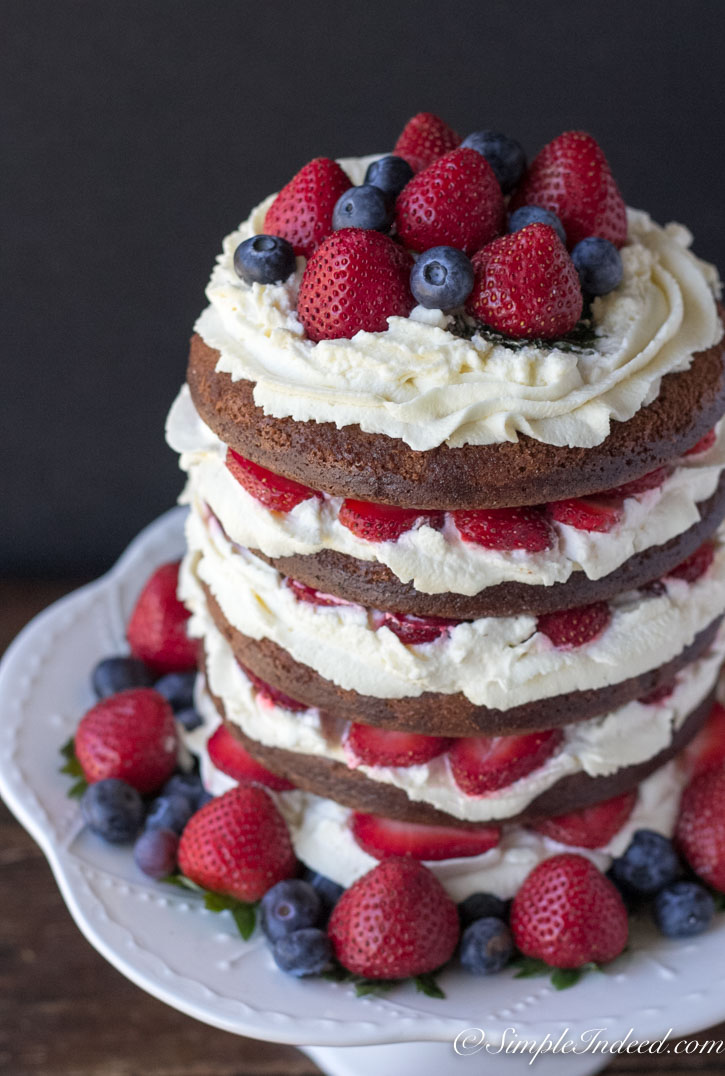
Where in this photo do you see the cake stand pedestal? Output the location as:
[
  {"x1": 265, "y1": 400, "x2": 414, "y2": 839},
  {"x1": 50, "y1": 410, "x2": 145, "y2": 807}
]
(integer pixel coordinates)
[{"x1": 302, "y1": 1042, "x2": 608, "y2": 1075}]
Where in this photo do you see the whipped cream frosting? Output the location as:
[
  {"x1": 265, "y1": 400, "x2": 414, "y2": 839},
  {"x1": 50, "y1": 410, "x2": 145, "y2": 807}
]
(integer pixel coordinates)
[
  {"x1": 182, "y1": 504, "x2": 725, "y2": 710},
  {"x1": 167, "y1": 385, "x2": 725, "y2": 594},
  {"x1": 194, "y1": 152, "x2": 722, "y2": 451}
]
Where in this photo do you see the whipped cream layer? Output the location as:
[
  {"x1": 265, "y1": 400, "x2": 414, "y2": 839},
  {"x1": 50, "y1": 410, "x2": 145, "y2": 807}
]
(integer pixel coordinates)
[
  {"x1": 183, "y1": 503, "x2": 725, "y2": 710},
  {"x1": 168, "y1": 385, "x2": 725, "y2": 594},
  {"x1": 186, "y1": 683, "x2": 689, "y2": 899},
  {"x1": 195, "y1": 152, "x2": 722, "y2": 451},
  {"x1": 181, "y1": 560, "x2": 725, "y2": 822}
]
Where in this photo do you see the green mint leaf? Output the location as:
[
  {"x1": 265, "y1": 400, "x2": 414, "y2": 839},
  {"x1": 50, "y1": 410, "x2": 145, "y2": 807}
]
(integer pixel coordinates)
[
  {"x1": 512, "y1": 956, "x2": 550, "y2": 979},
  {"x1": 60, "y1": 737, "x2": 76, "y2": 760},
  {"x1": 712, "y1": 890, "x2": 725, "y2": 912},
  {"x1": 161, "y1": 873, "x2": 205, "y2": 893},
  {"x1": 60, "y1": 756, "x2": 84, "y2": 778},
  {"x1": 353, "y1": 978, "x2": 399, "y2": 997},
  {"x1": 550, "y1": 967, "x2": 583, "y2": 991},
  {"x1": 203, "y1": 892, "x2": 239, "y2": 914},
  {"x1": 231, "y1": 903, "x2": 256, "y2": 941},
  {"x1": 413, "y1": 973, "x2": 445, "y2": 999},
  {"x1": 322, "y1": 965, "x2": 354, "y2": 983},
  {"x1": 68, "y1": 777, "x2": 88, "y2": 799}
]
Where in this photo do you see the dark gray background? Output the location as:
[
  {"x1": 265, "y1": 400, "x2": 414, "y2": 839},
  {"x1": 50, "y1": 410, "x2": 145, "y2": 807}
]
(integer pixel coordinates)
[{"x1": 4, "y1": 0, "x2": 725, "y2": 575}]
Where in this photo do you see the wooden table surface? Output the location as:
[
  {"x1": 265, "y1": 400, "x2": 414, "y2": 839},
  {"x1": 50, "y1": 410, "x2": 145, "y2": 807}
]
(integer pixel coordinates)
[{"x1": 1, "y1": 579, "x2": 723, "y2": 1076}]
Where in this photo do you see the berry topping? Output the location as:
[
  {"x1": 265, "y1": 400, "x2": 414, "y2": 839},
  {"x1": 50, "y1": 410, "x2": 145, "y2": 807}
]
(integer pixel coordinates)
[
  {"x1": 449, "y1": 729, "x2": 563, "y2": 796},
  {"x1": 346, "y1": 724, "x2": 452, "y2": 768},
  {"x1": 134, "y1": 827, "x2": 179, "y2": 879},
  {"x1": 510, "y1": 854, "x2": 629, "y2": 968},
  {"x1": 297, "y1": 228, "x2": 414, "y2": 342},
  {"x1": 338, "y1": 498, "x2": 442, "y2": 542},
  {"x1": 286, "y1": 578, "x2": 353, "y2": 608},
  {"x1": 607, "y1": 465, "x2": 670, "y2": 498},
  {"x1": 410, "y1": 246, "x2": 474, "y2": 310},
  {"x1": 364, "y1": 154, "x2": 414, "y2": 197},
  {"x1": 304, "y1": 870, "x2": 345, "y2": 914},
  {"x1": 162, "y1": 771, "x2": 206, "y2": 808},
  {"x1": 395, "y1": 147, "x2": 504, "y2": 254},
  {"x1": 261, "y1": 879, "x2": 323, "y2": 942},
  {"x1": 374, "y1": 610, "x2": 458, "y2": 645},
  {"x1": 327, "y1": 857, "x2": 460, "y2": 978},
  {"x1": 351, "y1": 812, "x2": 500, "y2": 861},
  {"x1": 207, "y1": 724, "x2": 296, "y2": 791},
  {"x1": 459, "y1": 916, "x2": 514, "y2": 975},
  {"x1": 75, "y1": 688, "x2": 178, "y2": 795},
  {"x1": 174, "y1": 707, "x2": 203, "y2": 732},
  {"x1": 240, "y1": 662, "x2": 309, "y2": 713},
  {"x1": 537, "y1": 602, "x2": 611, "y2": 648},
  {"x1": 145, "y1": 792, "x2": 194, "y2": 835},
  {"x1": 332, "y1": 185, "x2": 393, "y2": 233},
  {"x1": 467, "y1": 223, "x2": 583, "y2": 339},
  {"x1": 665, "y1": 541, "x2": 715, "y2": 584},
  {"x1": 453, "y1": 505, "x2": 554, "y2": 551},
  {"x1": 263, "y1": 157, "x2": 350, "y2": 258},
  {"x1": 530, "y1": 790, "x2": 637, "y2": 850},
  {"x1": 154, "y1": 670, "x2": 196, "y2": 713},
  {"x1": 654, "y1": 880, "x2": 715, "y2": 939},
  {"x1": 686, "y1": 700, "x2": 725, "y2": 776},
  {"x1": 571, "y1": 236, "x2": 623, "y2": 296},
  {"x1": 233, "y1": 234, "x2": 296, "y2": 285},
  {"x1": 610, "y1": 830, "x2": 681, "y2": 896},
  {"x1": 393, "y1": 112, "x2": 461, "y2": 173},
  {"x1": 686, "y1": 428, "x2": 717, "y2": 455},
  {"x1": 508, "y1": 204, "x2": 566, "y2": 246},
  {"x1": 225, "y1": 447, "x2": 321, "y2": 512},
  {"x1": 461, "y1": 129, "x2": 526, "y2": 193},
  {"x1": 178, "y1": 785, "x2": 297, "y2": 903},
  {"x1": 91, "y1": 655, "x2": 155, "y2": 699},
  {"x1": 676, "y1": 768, "x2": 725, "y2": 892},
  {"x1": 548, "y1": 496, "x2": 623, "y2": 533},
  {"x1": 272, "y1": 928, "x2": 333, "y2": 977},
  {"x1": 510, "y1": 130, "x2": 627, "y2": 249},
  {"x1": 458, "y1": 892, "x2": 510, "y2": 928},
  {"x1": 126, "y1": 562, "x2": 197, "y2": 675},
  {"x1": 81, "y1": 778, "x2": 145, "y2": 844}
]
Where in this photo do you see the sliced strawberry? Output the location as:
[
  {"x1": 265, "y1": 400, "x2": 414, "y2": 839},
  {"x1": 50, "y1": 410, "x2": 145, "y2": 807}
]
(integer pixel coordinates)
[
  {"x1": 263, "y1": 157, "x2": 351, "y2": 257},
  {"x1": 346, "y1": 724, "x2": 452, "y2": 767},
  {"x1": 665, "y1": 541, "x2": 716, "y2": 584},
  {"x1": 238, "y1": 662, "x2": 308, "y2": 713},
  {"x1": 350, "y1": 811, "x2": 500, "y2": 861},
  {"x1": 286, "y1": 578, "x2": 354, "y2": 608},
  {"x1": 449, "y1": 728, "x2": 563, "y2": 796},
  {"x1": 207, "y1": 724, "x2": 296, "y2": 791},
  {"x1": 686, "y1": 428, "x2": 717, "y2": 456},
  {"x1": 225, "y1": 448, "x2": 321, "y2": 513},
  {"x1": 548, "y1": 496, "x2": 623, "y2": 533},
  {"x1": 374, "y1": 610, "x2": 459, "y2": 645},
  {"x1": 530, "y1": 790, "x2": 637, "y2": 850},
  {"x1": 685, "y1": 701, "x2": 725, "y2": 777},
  {"x1": 453, "y1": 505, "x2": 554, "y2": 551},
  {"x1": 607, "y1": 466, "x2": 671, "y2": 499},
  {"x1": 393, "y1": 112, "x2": 461, "y2": 173},
  {"x1": 338, "y1": 499, "x2": 443, "y2": 542},
  {"x1": 537, "y1": 602, "x2": 611, "y2": 648}
]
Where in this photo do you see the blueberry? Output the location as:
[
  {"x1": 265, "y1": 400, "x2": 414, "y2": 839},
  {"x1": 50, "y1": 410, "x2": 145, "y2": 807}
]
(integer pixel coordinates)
[
  {"x1": 91, "y1": 656, "x2": 155, "y2": 699},
  {"x1": 458, "y1": 891, "x2": 509, "y2": 928},
  {"x1": 610, "y1": 830, "x2": 681, "y2": 896},
  {"x1": 332, "y1": 185, "x2": 393, "y2": 233},
  {"x1": 145, "y1": 793, "x2": 194, "y2": 835},
  {"x1": 460, "y1": 917, "x2": 514, "y2": 975},
  {"x1": 508, "y1": 205, "x2": 567, "y2": 246},
  {"x1": 571, "y1": 237, "x2": 623, "y2": 296},
  {"x1": 233, "y1": 234, "x2": 296, "y2": 286},
  {"x1": 81, "y1": 779, "x2": 145, "y2": 844},
  {"x1": 154, "y1": 671, "x2": 196, "y2": 712},
  {"x1": 134, "y1": 827, "x2": 179, "y2": 879},
  {"x1": 272, "y1": 928, "x2": 332, "y2": 977},
  {"x1": 174, "y1": 707, "x2": 203, "y2": 732},
  {"x1": 162, "y1": 771, "x2": 204, "y2": 806},
  {"x1": 411, "y1": 246, "x2": 474, "y2": 310},
  {"x1": 654, "y1": 881, "x2": 715, "y2": 938},
  {"x1": 364, "y1": 155, "x2": 413, "y2": 198},
  {"x1": 261, "y1": 879, "x2": 322, "y2": 942},
  {"x1": 304, "y1": 869, "x2": 345, "y2": 915},
  {"x1": 461, "y1": 130, "x2": 526, "y2": 193}
]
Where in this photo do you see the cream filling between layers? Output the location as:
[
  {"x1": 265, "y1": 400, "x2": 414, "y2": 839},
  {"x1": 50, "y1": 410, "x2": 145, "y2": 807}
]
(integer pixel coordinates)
[
  {"x1": 182, "y1": 504, "x2": 725, "y2": 709},
  {"x1": 195, "y1": 151, "x2": 722, "y2": 451},
  {"x1": 167, "y1": 384, "x2": 725, "y2": 594}
]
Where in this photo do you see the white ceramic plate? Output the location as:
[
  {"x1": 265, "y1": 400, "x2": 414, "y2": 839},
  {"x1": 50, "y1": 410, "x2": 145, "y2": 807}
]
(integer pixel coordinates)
[{"x1": 2, "y1": 508, "x2": 725, "y2": 1068}]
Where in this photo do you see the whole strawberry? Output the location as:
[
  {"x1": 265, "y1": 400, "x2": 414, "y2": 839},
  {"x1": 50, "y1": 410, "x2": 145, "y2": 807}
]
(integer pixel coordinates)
[
  {"x1": 126, "y1": 561, "x2": 197, "y2": 675},
  {"x1": 510, "y1": 854, "x2": 629, "y2": 968},
  {"x1": 393, "y1": 112, "x2": 461, "y2": 173},
  {"x1": 327, "y1": 857, "x2": 459, "y2": 979},
  {"x1": 467, "y1": 223, "x2": 583, "y2": 339},
  {"x1": 676, "y1": 768, "x2": 725, "y2": 892},
  {"x1": 510, "y1": 130, "x2": 627, "y2": 249},
  {"x1": 395, "y1": 147, "x2": 504, "y2": 255},
  {"x1": 297, "y1": 229, "x2": 414, "y2": 341},
  {"x1": 263, "y1": 157, "x2": 351, "y2": 258},
  {"x1": 178, "y1": 785, "x2": 297, "y2": 902},
  {"x1": 75, "y1": 688, "x2": 178, "y2": 795}
]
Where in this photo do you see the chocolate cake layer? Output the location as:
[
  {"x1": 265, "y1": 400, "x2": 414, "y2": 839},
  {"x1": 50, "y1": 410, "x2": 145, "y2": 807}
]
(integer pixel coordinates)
[
  {"x1": 251, "y1": 475, "x2": 725, "y2": 618},
  {"x1": 211, "y1": 686, "x2": 712, "y2": 827},
  {"x1": 187, "y1": 327, "x2": 725, "y2": 510},
  {"x1": 203, "y1": 583, "x2": 722, "y2": 735}
]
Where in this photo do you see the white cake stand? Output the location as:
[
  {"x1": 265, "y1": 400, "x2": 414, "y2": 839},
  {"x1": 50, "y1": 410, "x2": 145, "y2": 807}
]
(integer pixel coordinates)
[{"x1": 1, "y1": 508, "x2": 724, "y2": 1076}]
